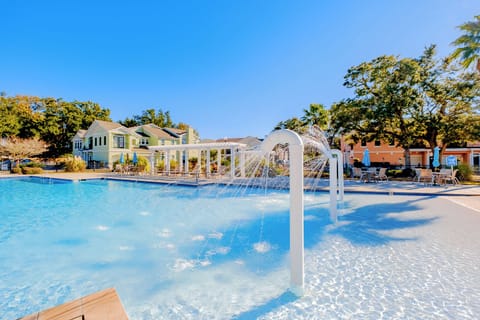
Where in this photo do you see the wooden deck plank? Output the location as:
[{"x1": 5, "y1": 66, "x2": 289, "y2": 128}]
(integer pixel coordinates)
[{"x1": 19, "y1": 288, "x2": 128, "y2": 320}]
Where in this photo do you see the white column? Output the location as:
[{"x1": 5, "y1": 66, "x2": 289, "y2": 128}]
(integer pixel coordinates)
[
  {"x1": 206, "y1": 149, "x2": 211, "y2": 177},
  {"x1": 217, "y1": 149, "x2": 221, "y2": 174},
  {"x1": 178, "y1": 150, "x2": 183, "y2": 172},
  {"x1": 166, "y1": 151, "x2": 170, "y2": 175},
  {"x1": 240, "y1": 149, "x2": 245, "y2": 178},
  {"x1": 197, "y1": 150, "x2": 202, "y2": 174},
  {"x1": 230, "y1": 147, "x2": 235, "y2": 178},
  {"x1": 184, "y1": 150, "x2": 189, "y2": 174},
  {"x1": 149, "y1": 153, "x2": 155, "y2": 175}
]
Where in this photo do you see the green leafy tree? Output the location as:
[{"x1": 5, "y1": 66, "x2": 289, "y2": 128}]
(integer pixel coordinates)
[
  {"x1": 274, "y1": 117, "x2": 305, "y2": 133},
  {"x1": 75, "y1": 101, "x2": 111, "y2": 129},
  {"x1": 301, "y1": 103, "x2": 329, "y2": 129},
  {"x1": 119, "y1": 117, "x2": 140, "y2": 127},
  {"x1": 37, "y1": 97, "x2": 111, "y2": 157},
  {"x1": 331, "y1": 53, "x2": 425, "y2": 167},
  {"x1": 0, "y1": 95, "x2": 21, "y2": 138},
  {"x1": 331, "y1": 46, "x2": 480, "y2": 167},
  {"x1": 417, "y1": 47, "x2": 480, "y2": 155},
  {"x1": 451, "y1": 15, "x2": 480, "y2": 72}
]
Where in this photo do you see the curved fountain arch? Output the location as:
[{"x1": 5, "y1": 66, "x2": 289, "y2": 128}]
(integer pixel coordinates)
[
  {"x1": 261, "y1": 129, "x2": 305, "y2": 295},
  {"x1": 261, "y1": 129, "x2": 344, "y2": 296}
]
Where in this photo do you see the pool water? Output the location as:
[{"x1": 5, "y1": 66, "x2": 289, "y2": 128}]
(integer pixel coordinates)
[{"x1": 1, "y1": 177, "x2": 479, "y2": 319}]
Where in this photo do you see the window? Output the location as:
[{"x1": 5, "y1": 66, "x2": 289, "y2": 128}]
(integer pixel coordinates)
[
  {"x1": 94, "y1": 137, "x2": 97, "y2": 146},
  {"x1": 74, "y1": 140, "x2": 83, "y2": 150},
  {"x1": 361, "y1": 138, "x2": 367, "y2": 147},
  {"x1": 388, "y1": 136, "x2": 395, "y2": 146},
  {"x1": 140, "y1": 138, "x2": 149, "y2": 146},
  {"x1": 374, "y1": 140, "x2": 381, "y2": 147},
  {"x1": 104, "y1": 136, "x2": 107, "y2": 145},
  {"x1": 98, "y1": 137, "x2": 101, "y2": 146},
  {"x1": 113, "y1": 135, "x2": 125, "y2": 148}
]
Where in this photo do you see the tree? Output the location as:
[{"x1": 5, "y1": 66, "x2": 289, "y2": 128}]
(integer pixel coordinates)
[
  {"x1": 0, "y1": 137, "x2": 47, "y2": 164},
  {"x1": 417, "y1": 48, "x2": 480, "y2": 156},
  {"x1": 451, "y1": 15, "x2": 480, "y2": 72},
  {"x1": 330, "y1": 53, "x2": 426, "y2": 167},
  {"x1": 128, "y1": 108, "x2": 177, "y2": 127},
  {"x1": 331, "y1": 46, "x2": 480, "y2": 167},
  {"x1": 39, "y1": 98, "x2": 110, "y2": 157},
  {"x1": 301, "y1": 103, "x2": 329, "y2": 129},
  {"x1": 274, "y1": 117, "x2": 305, "y2": 133},
  {"x1": 0, "y1": 95, "x2": 21, "y2": 138}
]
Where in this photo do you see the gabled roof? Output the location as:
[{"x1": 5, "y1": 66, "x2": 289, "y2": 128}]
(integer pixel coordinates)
[
  {"x1": 94, "y1": 120, "x2": 124, "y2": 131},
  {"x1": 74, "y1": 130, "x2": 87, "y2": 139},
  {"x1": 215, "y1": 136, "x2": 262, "y2": 148},
  {"x1": 140, "y1": 124, "x2": 177, "y2": 140},
  {"x1": 164, "y1": 127, "x2": 187, "y2": 136}
]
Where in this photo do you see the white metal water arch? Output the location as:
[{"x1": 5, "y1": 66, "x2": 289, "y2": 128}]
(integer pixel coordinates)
[
  {"x1": 147, "y1": 130, "x2": 344, "y2": 295},
  {"x1": 261, "y1": 129, "x2": 343, "y2": 295}
]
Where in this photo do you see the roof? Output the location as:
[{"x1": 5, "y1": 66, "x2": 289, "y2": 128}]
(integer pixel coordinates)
[
  {"x1": 215, "y1": 136, "x2": 262, "y2": 148},
  {"x1": 75, "y1": 129, "x2": 87, "y2": 138},
  {"x1": 94, "y1": 119, "x2": 124, "y2": 131},
  {"x1": 164, "y1": 127, "x2": 187, "y2": 136},
  {"x1": 140, "y1": 124, "x2": 177, "y2": 140}
]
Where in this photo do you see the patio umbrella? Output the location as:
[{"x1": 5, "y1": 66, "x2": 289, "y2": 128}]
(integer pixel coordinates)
[
  {"x1": 362, "y1": 149, "x2": 371, "y2": 167},
  {"x1": 119, "y1": 153, "x2": 124, "y2": 164},
  {"x1": 432, "y1": 146, "x2": 440, "y2": 168},
  {"x1": 132, "y1": 152, "x2": 138, "y2": 165}
]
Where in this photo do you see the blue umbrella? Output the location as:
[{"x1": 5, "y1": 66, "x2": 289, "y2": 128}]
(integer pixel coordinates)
[
  {"x1": 132, "y1": 152, "x2": 138, "y2": 165},
  {"x1": 362, "y1": 149, "x2": 371, "y2": 167},
  {"x1": 119, "y1": 153, "x2": 124, "y2": 164},
  {"x1": 432, "y1": 146, "x2": 440, "y2": 168}
]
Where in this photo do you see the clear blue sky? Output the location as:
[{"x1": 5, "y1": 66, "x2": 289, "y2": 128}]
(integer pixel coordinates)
[{"x1": 1, "y1": 1, "x2": 478, "y2": 139}]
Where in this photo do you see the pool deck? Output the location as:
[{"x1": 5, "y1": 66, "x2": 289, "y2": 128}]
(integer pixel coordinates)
[
  {"x1": 19, "y1": 287, "x2": 128, "y2": 320},
  {"x1": 3, "y1": 171, "x2": 479, "y2": 211}
]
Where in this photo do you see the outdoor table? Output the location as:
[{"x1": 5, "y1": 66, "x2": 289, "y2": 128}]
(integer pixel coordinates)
[{"x1": 361, "y1": 168, "x2": 377, "y2": 183}]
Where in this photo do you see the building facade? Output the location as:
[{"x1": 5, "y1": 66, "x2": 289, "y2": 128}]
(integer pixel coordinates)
[
  {"x1": 72, "y1": 120, "x2": 199, "y2": 169},
  {"x1": 346, "y1": 139, "x2": 480, "y2": 172}
]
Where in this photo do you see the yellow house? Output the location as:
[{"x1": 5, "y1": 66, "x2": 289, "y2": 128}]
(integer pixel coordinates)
[{"x1": 72, "y1": 120, "x2": 199, "y2": 169}]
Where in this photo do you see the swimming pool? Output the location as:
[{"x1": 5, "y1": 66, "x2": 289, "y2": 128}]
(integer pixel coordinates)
[{"x1": 1, "y1": 177, "x2": 479, "y2": 319}]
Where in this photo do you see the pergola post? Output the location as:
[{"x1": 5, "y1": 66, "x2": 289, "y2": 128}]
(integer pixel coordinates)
[
  {"x1": 240, "y1": 150, "x2": 245, "y2": 178},
  {"x1": 206, "y1": 149, "x2": 211, "y2": 177},
  {"x1": 166, "y1": 151, "x2": 170, "y2": 175},
  {"x1": 184, "y1": 150, "x2": 189, "y2": 175},
  {"x1": 197, "y1": 150, "x2": 202, "y2": 175},
  {"x1": 217, "y1": 149, "x2": 221, "y2": 175},
  {"x1": 230, "y1": 147, "x2": 235, "y2": 179},
  {"x1": 149, "y1": 153, "x2": 155, "y2": 175},
  {"x1": 178, "y1": 150, "x2": 183, "y2": 173}
]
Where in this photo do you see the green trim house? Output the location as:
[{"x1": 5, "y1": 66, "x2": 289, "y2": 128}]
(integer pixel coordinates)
[{"x1": 72, "y1": 120, "x2": 199, "y2": 169}]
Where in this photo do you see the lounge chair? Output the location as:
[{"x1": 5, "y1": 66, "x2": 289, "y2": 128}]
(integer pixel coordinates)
[
  {"x1": 440, "y1": 169, "x2": 459, "y2": 185},
  {"x1": 374, "y1": 167, "x2": 388, "y2": 182},
  {"x1": 417, "y1": 169, "x2": 433, "y2": 185}
]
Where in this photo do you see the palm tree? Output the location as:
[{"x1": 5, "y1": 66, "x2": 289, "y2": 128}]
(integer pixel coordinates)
[
  {"x1": 451, "y1": 15, "x2": 480, "y2": 72},
  {"x1": 301, "y1": 103, "x2": 329, "y2": 129}
]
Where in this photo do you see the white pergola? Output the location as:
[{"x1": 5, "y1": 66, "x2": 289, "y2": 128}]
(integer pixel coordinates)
[{"x1": 147, "y1": 142, "x2": 248, "y2": 178}]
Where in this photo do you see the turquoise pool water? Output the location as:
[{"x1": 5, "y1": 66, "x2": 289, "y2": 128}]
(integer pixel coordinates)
[{"x1": 1, "y1": 177, "x2": 479, "y2": 319}]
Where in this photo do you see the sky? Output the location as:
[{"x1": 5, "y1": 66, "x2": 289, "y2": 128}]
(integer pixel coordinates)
[{"x1": 1, "y1": 1, "x2": 478, "y2": 139}]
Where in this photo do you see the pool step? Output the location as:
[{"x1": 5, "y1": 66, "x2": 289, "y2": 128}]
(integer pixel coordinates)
[{"x1": 18, "y1": 288, "x2": 128, "y2": 320}]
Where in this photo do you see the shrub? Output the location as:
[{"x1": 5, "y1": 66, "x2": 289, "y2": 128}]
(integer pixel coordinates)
[
  {"x1": 136, "y1": 156, "x2": 150, "y2": 173},
  {"x1": 11, "y1": 167, "x2": 22, "y2": 174},
  {"x1": 22, "y1": 167, "x2": 44, "y2": 174},
  {"x1": 456, "y1": 163, "x2": 472, "y2": 181},
  {"x1": 64, "y1": 156, "x2": 86, "y2": 172}
]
